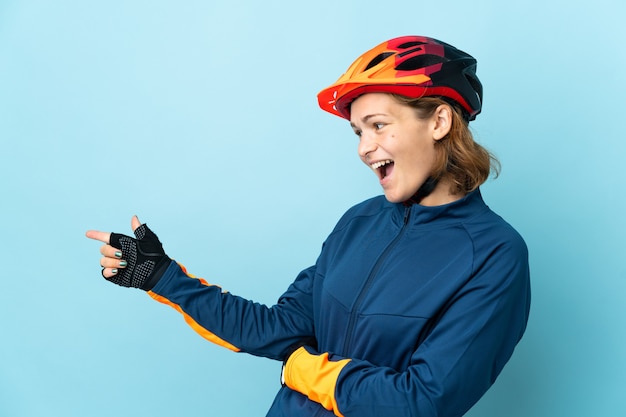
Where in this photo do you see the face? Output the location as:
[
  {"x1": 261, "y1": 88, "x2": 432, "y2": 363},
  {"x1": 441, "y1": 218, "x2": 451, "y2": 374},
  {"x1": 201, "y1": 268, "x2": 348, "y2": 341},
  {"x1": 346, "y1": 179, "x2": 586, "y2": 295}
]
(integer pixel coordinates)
[{"x1": 350, "y1": 93, "x2": 450, "y2": 204}]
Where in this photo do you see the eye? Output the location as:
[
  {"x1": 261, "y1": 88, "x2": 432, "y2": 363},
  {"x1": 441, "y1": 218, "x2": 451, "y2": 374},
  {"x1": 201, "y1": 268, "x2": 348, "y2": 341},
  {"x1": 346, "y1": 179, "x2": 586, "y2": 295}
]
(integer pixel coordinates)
[
  {"x1": 374, "y1": 122, "x2": 385, "y2": 130},
  {"x1": 353, "y1": 129, "x2": 362, "y2": 137}
]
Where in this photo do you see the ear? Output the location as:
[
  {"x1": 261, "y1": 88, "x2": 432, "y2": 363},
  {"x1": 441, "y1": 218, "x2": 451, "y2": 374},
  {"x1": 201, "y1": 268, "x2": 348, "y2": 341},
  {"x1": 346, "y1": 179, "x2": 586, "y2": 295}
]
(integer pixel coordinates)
[{"x1": 432, "y1": 104, "x2": 453, "y2": 141}]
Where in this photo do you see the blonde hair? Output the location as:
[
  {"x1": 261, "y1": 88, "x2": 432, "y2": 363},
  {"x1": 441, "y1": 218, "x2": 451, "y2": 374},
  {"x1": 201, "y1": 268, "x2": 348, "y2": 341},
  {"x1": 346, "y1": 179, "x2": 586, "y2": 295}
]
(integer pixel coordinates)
[{"x1": 392, "y1": 95, "x2": 500, "y2": 194}]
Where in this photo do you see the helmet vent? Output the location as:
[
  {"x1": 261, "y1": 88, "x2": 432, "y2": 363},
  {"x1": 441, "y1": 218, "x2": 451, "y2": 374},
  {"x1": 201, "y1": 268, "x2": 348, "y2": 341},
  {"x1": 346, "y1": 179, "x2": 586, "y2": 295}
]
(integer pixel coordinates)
[
  {"x1": 365, "y1": 52, "x2": 394, "y2": 71},
  {"x1": 397, "y1": 41, "x2": 427, "y2": 49},
  {"x1": 396, "y1": 54, "x2": 446, "y2": 71},
  {"x1": 465, "y1": 73, "x2": 481, "y2": 91}
]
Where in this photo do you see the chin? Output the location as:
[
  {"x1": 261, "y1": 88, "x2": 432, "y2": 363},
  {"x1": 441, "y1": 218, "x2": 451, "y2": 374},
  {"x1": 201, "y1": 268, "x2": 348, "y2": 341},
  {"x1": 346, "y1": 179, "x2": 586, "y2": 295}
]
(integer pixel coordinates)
[{"x1": 383, "y1": 191, "x2": 409, "y2": 204}]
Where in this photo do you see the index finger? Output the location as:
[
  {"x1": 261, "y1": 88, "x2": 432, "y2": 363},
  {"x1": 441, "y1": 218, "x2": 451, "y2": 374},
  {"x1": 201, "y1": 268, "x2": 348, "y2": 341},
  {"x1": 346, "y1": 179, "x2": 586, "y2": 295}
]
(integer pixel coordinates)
[{"x1": 85, "y1": 229, "x2": 111, "y2": 244}]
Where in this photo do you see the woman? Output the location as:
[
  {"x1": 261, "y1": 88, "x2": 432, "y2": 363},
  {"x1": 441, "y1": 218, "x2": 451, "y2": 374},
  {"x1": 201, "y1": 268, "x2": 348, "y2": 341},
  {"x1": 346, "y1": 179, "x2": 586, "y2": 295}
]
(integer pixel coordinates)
[{"x1": 87, "y1": 36, "x2": 530, "y2": 416}]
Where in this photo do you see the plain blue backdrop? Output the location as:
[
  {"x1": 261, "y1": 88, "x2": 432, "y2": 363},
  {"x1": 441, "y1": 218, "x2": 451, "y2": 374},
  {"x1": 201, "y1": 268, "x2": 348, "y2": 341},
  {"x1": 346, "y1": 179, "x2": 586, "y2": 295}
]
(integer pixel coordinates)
[{"x1": 1, "y1": 0, "x2": 625, "y2": 416}]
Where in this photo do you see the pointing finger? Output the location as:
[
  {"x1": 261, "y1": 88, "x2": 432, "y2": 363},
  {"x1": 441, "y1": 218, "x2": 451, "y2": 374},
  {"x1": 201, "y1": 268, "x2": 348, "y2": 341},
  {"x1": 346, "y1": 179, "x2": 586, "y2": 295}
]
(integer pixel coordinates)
[{"x1": 85, "y1": 230, "x2": 111, "y2": 244}]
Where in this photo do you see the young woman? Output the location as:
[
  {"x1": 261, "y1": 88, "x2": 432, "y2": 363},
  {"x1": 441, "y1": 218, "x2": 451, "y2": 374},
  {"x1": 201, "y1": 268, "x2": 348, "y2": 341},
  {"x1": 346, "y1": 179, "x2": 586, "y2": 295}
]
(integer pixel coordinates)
[{"x1": 87, "y1": 36, "x2": 530, "y2": 417}]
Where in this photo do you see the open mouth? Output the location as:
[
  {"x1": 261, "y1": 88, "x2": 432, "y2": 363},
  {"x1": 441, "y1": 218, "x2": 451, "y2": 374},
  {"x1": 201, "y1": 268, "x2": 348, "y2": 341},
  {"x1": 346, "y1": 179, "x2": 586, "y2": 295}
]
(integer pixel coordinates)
[{"x1": 370, "y1": 159, "x2": 394, "y2": 180}]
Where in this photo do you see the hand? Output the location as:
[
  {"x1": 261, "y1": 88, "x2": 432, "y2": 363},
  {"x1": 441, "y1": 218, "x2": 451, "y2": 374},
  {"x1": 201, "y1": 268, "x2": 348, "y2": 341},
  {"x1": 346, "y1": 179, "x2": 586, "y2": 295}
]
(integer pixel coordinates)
[{"x1": 86, "y1": 216, "x2": 171, "y2": 290}]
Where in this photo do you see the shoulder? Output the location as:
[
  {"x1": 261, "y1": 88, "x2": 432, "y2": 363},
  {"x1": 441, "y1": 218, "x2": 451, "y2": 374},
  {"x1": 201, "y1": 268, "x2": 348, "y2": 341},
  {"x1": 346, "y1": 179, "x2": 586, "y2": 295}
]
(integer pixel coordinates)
[
  {"x1": 449, "y1": 196, "x2": 530, "y2": 299},
  {"x1": 462, "y1": 203, "x2": 529, "y2": 274}
]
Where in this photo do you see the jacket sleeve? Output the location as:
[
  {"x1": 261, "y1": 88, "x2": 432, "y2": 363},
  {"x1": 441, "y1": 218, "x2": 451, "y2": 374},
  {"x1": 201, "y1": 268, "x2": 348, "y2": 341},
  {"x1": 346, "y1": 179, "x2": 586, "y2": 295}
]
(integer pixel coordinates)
[
  {"x1": 147, "y1": 260, "x2": 316, "y2": 360},
  {"x1": 283, "y1": 238, "x2": 531, "y2": 417}
]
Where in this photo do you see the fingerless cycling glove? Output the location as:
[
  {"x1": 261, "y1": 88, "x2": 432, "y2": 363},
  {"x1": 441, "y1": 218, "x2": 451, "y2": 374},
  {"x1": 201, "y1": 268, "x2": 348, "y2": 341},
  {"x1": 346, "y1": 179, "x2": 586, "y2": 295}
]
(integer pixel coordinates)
[{"x1": 108, "y1": 224, "x2": 170, "y2": 291}]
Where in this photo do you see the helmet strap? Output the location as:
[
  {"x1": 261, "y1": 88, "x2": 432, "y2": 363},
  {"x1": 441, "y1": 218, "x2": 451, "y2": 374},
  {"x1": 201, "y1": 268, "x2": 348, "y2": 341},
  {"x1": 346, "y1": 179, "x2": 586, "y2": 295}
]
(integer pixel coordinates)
[{"x1": 403, "y1": 176, "x2": 440, "y2": 206}]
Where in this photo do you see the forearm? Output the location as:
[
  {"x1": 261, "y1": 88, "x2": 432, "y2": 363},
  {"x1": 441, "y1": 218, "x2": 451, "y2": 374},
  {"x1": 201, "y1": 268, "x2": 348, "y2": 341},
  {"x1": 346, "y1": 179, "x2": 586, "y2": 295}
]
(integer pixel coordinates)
[
  {"x1": 149, "y1": 261, "x2": 316, "y2": 359},
  {"x1": 283, "y1": 346, "x2": 439, "y2": 417},
  {"x1": 283, "y1": 346, "x2": 495, "y2": 417}
]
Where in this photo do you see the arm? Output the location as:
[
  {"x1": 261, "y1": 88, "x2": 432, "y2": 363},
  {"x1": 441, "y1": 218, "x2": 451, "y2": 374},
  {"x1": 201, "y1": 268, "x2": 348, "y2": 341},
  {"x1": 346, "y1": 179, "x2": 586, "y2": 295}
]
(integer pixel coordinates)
[
  {"x1": 283, "y1": 239, "x2": 531, "y2": 417},
  {"x1": 86, "y1": 217, "x2": 317, "y2": 360},
  {"x1": 149, "y1": 260, "x2": 316, "y2": 359}
]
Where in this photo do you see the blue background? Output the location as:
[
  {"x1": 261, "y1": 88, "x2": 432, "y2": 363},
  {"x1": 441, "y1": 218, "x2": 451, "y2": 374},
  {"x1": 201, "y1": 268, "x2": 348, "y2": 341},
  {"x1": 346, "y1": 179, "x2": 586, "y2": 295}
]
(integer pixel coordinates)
[{"x1": 1, "y1": 0, "x2": 625, "y2": 416}]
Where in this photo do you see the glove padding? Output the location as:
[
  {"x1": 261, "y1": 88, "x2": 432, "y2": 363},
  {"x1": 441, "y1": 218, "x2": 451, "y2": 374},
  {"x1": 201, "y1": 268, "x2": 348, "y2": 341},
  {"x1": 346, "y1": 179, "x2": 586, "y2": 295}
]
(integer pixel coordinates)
[{"x1": 108, "y1": 224, "x2": 170, "y2": 291}]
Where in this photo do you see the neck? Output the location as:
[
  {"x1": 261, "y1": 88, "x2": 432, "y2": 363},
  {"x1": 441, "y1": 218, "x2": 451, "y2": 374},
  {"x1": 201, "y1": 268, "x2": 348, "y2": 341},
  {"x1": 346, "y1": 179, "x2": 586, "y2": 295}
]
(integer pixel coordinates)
[{"x1": 404, "y1": 178, "x2": 465, "y2": 207}]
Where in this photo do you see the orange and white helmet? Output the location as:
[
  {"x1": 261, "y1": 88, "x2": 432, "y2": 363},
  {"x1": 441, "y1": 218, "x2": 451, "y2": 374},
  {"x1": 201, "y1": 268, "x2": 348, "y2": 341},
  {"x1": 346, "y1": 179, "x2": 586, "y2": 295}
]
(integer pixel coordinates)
[{"x1": 318, "y1": 36, "x2": 483, "y2": 121}]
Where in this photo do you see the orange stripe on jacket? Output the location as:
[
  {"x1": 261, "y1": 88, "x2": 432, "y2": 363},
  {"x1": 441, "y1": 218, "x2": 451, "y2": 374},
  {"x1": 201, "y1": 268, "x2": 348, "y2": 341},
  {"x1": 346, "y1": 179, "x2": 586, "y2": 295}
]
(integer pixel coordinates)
[
  {"x1": 284, "y1": 346, "x2": 350, "y2": 417},
  {"x1": 147, "y1": 263, "x2": 240, "y2": 353}
]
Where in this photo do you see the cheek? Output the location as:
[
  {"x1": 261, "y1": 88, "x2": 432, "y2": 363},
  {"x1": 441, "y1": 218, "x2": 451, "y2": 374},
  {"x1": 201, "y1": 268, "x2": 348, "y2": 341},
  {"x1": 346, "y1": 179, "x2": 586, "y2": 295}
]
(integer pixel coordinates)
[{"x1": 404, "y1": 139, "x2": 435, "y2": 165}]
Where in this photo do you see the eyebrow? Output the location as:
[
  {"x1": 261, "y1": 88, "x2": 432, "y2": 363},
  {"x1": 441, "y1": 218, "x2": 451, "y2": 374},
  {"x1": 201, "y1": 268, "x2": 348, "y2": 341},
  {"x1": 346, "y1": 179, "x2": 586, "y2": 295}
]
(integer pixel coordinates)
[{"x1": 350, "y1": 113, "x2": 387, "y2": 128}]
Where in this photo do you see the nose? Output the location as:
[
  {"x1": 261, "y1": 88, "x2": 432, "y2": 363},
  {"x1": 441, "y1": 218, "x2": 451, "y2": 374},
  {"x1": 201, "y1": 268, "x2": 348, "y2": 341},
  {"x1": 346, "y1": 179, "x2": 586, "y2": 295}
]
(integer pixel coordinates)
[{"x1": 357, "y1": 132, "x2": 377, "y2": 161}]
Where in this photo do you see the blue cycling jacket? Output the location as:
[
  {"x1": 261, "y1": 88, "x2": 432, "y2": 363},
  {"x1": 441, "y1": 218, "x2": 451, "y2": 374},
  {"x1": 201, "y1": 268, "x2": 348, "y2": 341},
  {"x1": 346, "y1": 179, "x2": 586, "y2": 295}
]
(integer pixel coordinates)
[{"x1": 148, "y1": 189, "x2": 531, "y2": 416}]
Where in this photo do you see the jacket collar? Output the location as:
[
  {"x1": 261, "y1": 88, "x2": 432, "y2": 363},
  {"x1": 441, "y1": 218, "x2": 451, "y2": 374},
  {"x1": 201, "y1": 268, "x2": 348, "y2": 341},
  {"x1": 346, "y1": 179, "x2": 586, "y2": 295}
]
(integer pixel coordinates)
[{"x1": 392, "y1": 188, "x2": 487, "y2": 228}]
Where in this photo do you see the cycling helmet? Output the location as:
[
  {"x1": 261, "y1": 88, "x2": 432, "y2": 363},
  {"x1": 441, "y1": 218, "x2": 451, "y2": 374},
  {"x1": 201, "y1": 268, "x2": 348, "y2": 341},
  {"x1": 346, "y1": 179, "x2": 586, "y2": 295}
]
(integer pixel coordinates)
[{"x1": 318, "y1": 36, "x2": 483, "y2": 121}]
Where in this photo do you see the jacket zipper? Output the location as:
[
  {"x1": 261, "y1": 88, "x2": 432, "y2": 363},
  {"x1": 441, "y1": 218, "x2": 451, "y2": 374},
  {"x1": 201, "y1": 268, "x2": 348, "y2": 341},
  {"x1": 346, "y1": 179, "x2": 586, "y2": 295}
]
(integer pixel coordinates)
[{"x1": 341, "y1": 205, "x2": 412, "y2": 355}]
